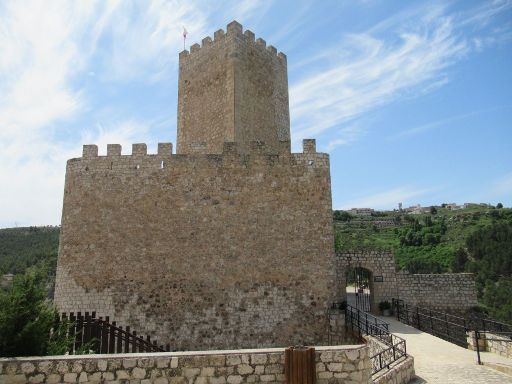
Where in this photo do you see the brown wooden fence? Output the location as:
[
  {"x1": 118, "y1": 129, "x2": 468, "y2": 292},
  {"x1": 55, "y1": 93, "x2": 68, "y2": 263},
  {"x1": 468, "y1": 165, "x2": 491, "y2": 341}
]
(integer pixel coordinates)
[
  {"x1": 284, "y1": 347, "x2": 316, "y2": 384},
  {"x1": 60, "y1": 312, "x2": 170, "y2": 354}
]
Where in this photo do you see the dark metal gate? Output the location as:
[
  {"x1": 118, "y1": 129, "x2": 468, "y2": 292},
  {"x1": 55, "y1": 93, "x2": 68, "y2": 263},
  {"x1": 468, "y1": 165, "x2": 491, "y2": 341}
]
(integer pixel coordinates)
[{"x1": 347, "y1": 267, "x2": 371, "y2": 312}]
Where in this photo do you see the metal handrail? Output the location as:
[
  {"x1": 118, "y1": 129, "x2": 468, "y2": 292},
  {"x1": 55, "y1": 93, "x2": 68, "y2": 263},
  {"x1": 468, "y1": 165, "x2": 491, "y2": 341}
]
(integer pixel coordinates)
[
  {"x1": 474, "y1": 330, "x2": 512, "y2": 365},
  {"x1": 343, "y1": 304, "x2": 407, "y2": 375},
  {"x1": 392, "y1": 298, "x2": 512, "y2": 350},
  {"x1": 369, "y1": 337, "x2": 407, "y2": 375},
  {"x1": 471, "y1": 317, "x2": 512, "y2": 333},
  {"x1": 392, "y1": 299, "x2": 469, "y2": 347},
  {"x1": 345, "y1": 304, "x2": 390, "y2": 332}
]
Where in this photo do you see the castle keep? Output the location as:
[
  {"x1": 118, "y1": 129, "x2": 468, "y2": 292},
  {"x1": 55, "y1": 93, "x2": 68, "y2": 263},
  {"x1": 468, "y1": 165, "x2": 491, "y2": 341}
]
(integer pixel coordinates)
[
  {"x1": 177, "y1": 21, "x2": 290, "y2": 155},
  {"x1": 54, "y1": 21, "x2": 337, "y2": 350}
]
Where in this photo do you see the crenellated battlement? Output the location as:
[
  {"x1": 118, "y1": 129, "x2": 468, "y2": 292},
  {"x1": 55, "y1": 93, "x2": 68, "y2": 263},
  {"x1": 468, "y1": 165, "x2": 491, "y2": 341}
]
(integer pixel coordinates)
[
  {"x1": 177, "y1": 20, "x2": 290, "y2": 155},
  {"x1": 72, "y1": 140, "x2": 327, "y2": 172},
  {"x1": 79, "y1": 140, "x2": 321, "y2": 158},
  {"x1": 83, "y1": 143, "x2": 174, "y2": 158},
  {"x1": 179, "y1": 21, "x2": 286, "y2": 66}
]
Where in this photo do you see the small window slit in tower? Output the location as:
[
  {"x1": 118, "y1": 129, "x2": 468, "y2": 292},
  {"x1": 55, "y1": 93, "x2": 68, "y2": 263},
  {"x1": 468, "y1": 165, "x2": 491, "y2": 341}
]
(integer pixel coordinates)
[
  {"x1": 160, "y1": 160, "x2": 164, "y2": 169},
  {"x1": 110, "y1": 162, "x2": 113, "y2": 170},
  {"x1": 308, "y1": 160, "x2": 314, "y2": 166},
  {"x1": 136, "y1": 164, "x2": 140, "y2": 170}
]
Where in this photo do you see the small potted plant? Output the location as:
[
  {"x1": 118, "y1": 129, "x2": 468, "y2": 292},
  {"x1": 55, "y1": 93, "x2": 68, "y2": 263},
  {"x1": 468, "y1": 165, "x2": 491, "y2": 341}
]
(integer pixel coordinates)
[{"x1": 379, "y1": 300, "x2": 392, "y2": 316}]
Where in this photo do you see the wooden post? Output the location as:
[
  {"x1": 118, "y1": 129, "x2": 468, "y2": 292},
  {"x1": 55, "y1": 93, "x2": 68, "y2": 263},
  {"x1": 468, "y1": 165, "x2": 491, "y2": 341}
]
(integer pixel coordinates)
[{"x1": 285, "y1": 347, "x2": 316, "y2": 384}]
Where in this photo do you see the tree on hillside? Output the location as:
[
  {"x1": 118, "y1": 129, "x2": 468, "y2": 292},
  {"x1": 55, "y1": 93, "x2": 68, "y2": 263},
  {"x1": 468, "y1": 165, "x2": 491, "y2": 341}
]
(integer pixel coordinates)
[
  {"x1": 333, "y1": 210, "x2": 353, "y2": 222},
  {"x1": 466, "y1": 222, "x2": 512, "y2": 323},
  {"x1": 0, "y1": 269, "x2": 55, "y2": 356},
  {"x1": 451, "y1": 248, "x2": 468, "y2": 272},
  {"x1": 0, "y1": 267, "x2": 76, "y2": 357},
  {"x1": 430, "y1": 206, "x2": 437, "y2": 215},
  {"x1": 404, "y1": 258, "x2": 443, "y2": 274},
  {"x1": 483, "y1": 278, "x2": 512, "y2": 323},
  {"x1": 496, "y1": 202, "x2": 503, "y2": 209}
]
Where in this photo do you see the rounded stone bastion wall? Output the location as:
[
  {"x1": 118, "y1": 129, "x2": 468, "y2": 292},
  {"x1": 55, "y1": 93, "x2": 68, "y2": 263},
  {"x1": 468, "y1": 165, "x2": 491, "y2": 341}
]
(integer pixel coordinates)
[{"x1": 54, "y1": 139, "x2": 338, "y2": 351}]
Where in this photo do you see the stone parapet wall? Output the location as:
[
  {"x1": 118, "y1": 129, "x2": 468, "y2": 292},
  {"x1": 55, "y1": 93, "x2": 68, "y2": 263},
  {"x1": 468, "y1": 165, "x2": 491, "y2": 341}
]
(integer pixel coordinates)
[
  {"x1": 364, "y1": 336, "x2": 415, "y2": 384},
  {"x1": 396, "y1": 273, "x2": 478, "y2": 313},
  {"x1": 327, "y1": 311, "x2": 361, "y2": 346},
  {"x1": 336, "y1": 252, "x2": 478, "y2": 315},
  {"x1": 0, "y1": 345, "x2": 370, "y2": 384},
  {"x1": 364, "y1": 336, "x2": 389, "y2": 359},
  {"x1": 55, "y1": 140, "x2": 335, "y2": 350},
  {"x1": 371, "y1": 356, "x2": 415, "y2": 384},
  {"x1": 467, "y1": 331, "x2": 512, "y2": 359},
  {"x1": 486, "y1": 333, "x2": 512, "y2": 359}
]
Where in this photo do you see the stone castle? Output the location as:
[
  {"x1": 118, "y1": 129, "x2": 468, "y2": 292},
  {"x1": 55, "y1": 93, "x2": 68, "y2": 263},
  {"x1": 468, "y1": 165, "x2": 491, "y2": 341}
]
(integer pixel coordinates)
[
  {"x1": 54, "y1": 21, "x2": 337, "y2": 350},
  {"x1": 54, "y1": 20, "x2": 478, "y2": 351}
]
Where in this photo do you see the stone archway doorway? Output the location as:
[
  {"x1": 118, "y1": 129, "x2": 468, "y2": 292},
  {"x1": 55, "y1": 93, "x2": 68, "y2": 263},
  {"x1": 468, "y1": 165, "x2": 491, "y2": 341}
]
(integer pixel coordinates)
[{"x1": 346, "y1": 266, "x2": 373, "y2": 312}]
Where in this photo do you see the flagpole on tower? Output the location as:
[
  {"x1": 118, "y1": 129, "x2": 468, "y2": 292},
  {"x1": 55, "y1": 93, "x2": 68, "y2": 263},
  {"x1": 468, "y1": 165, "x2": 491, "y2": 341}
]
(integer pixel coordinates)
[{"x1": 183, "y1": 27, "x2": 188, "y2": 51}]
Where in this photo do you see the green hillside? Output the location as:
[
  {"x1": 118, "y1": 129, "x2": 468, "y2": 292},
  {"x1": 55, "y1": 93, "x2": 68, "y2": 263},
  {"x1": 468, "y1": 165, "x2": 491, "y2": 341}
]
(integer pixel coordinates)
[
  {"x1": 0, "y1": 226, "x2": 59, "y2": 276},
  {"x1": 334, "y1": 205, "x2": 512, "y2": 323}
]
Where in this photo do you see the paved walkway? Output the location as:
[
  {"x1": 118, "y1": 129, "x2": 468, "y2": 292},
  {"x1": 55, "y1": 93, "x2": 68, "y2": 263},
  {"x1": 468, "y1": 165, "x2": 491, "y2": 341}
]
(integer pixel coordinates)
[{"x1": 380, "y1": 316, "x2": 512, "y2": 383}]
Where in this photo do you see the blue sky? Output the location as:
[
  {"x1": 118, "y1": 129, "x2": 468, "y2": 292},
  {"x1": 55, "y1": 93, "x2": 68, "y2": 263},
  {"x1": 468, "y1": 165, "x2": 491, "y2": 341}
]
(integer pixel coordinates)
[{"x1": 0, "y1": 0, "x2": 511, "y2": 227}]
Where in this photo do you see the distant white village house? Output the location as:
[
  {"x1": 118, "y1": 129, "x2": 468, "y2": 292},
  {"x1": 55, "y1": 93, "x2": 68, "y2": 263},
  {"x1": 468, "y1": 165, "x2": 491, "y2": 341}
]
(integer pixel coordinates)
[{"x1": 349, "y1": 208, "x2": 374, "y2": 216}]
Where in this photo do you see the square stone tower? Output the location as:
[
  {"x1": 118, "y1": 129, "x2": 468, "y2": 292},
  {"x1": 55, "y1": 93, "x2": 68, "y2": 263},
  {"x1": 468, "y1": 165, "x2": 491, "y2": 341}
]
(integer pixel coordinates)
[
  {"x1": 54, "y1": 21, "x2": 336, "y2": 351},
  {"x1": 177, "y1": 21, "x2": 290, "y2": 154}
]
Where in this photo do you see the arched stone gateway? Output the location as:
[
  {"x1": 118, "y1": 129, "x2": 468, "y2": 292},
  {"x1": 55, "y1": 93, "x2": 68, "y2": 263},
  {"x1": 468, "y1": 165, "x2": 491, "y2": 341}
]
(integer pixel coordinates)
[
  {"x1": 346, "y1": 266, "x2": 373, "y2": 312},
  {"x1": 336, "y1": 251, "x2": 397, "y2": 315},
  {"x1": 335, "y1": 251, "x2": 479, "y2": 315}
]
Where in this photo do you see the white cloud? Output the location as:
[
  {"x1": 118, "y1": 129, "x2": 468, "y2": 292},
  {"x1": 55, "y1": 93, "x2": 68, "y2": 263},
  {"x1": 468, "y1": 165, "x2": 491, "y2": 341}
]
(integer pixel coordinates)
[
  {"x1": 325, "y1": 124, "x2": 365, "y2": 152},
  {"x1": 0, "y1": 1, "x2": 93, "y2": 227},
  {"x1": 289, "y1": 10, "x2": 468, "y2": 142},
  {"x1": 228, "y1": 0, "x2": 274, "y2": 23},
  {"x1": 0, "y1": 1, "x2": 510, "y2": 226},
  {"x1": 338, "y1": 186, "x2": 436, "y2": 210},
  {"x1": 388, "y1": 105, "x2": 511, "y2": 140},
  {"x1": 0, "y1": 0, "x2": 273, "y2": 227},
  {"x1": 102, "y1": 0, "x2": 209, "y2": 82},
  {"x1": 289, "y1": 2, "x2": 511, "y2": 145},
  {"x1": 81, "y1": 120, "x2": 152, "y2": 156}
]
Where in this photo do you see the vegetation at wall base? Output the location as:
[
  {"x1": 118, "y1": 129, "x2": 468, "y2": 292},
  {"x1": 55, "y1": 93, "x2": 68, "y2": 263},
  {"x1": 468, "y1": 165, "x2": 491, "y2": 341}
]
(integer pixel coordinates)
[{"x1": 0, "y1": 267, "x2": 57, "y2": 356}]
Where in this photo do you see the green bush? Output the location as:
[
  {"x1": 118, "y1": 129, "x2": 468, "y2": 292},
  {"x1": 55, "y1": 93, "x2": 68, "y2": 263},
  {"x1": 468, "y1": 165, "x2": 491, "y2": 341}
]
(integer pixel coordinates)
[
  {"x1": 0, "y1": 267, "x2": 78, "y2": 357},
  {"x1": 0, "y1": 269, "x2": 55, "y2": 356}
]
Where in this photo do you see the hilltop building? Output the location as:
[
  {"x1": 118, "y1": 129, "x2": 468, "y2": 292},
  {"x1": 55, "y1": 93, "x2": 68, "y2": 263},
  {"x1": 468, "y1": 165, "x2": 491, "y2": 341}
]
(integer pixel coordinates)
[{"x1": 349, "y1": 208, "x2": 374, "y2": 216}]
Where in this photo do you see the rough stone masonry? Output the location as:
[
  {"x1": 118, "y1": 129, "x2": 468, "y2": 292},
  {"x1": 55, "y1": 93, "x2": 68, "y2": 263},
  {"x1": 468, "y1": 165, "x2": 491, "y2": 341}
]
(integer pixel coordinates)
[
  {"x1": 54, "y1": 21, "x2": 337, "y2": 350},
  {"x1": 0, "y1": 345, "x2": 371, "y2": 384}
]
